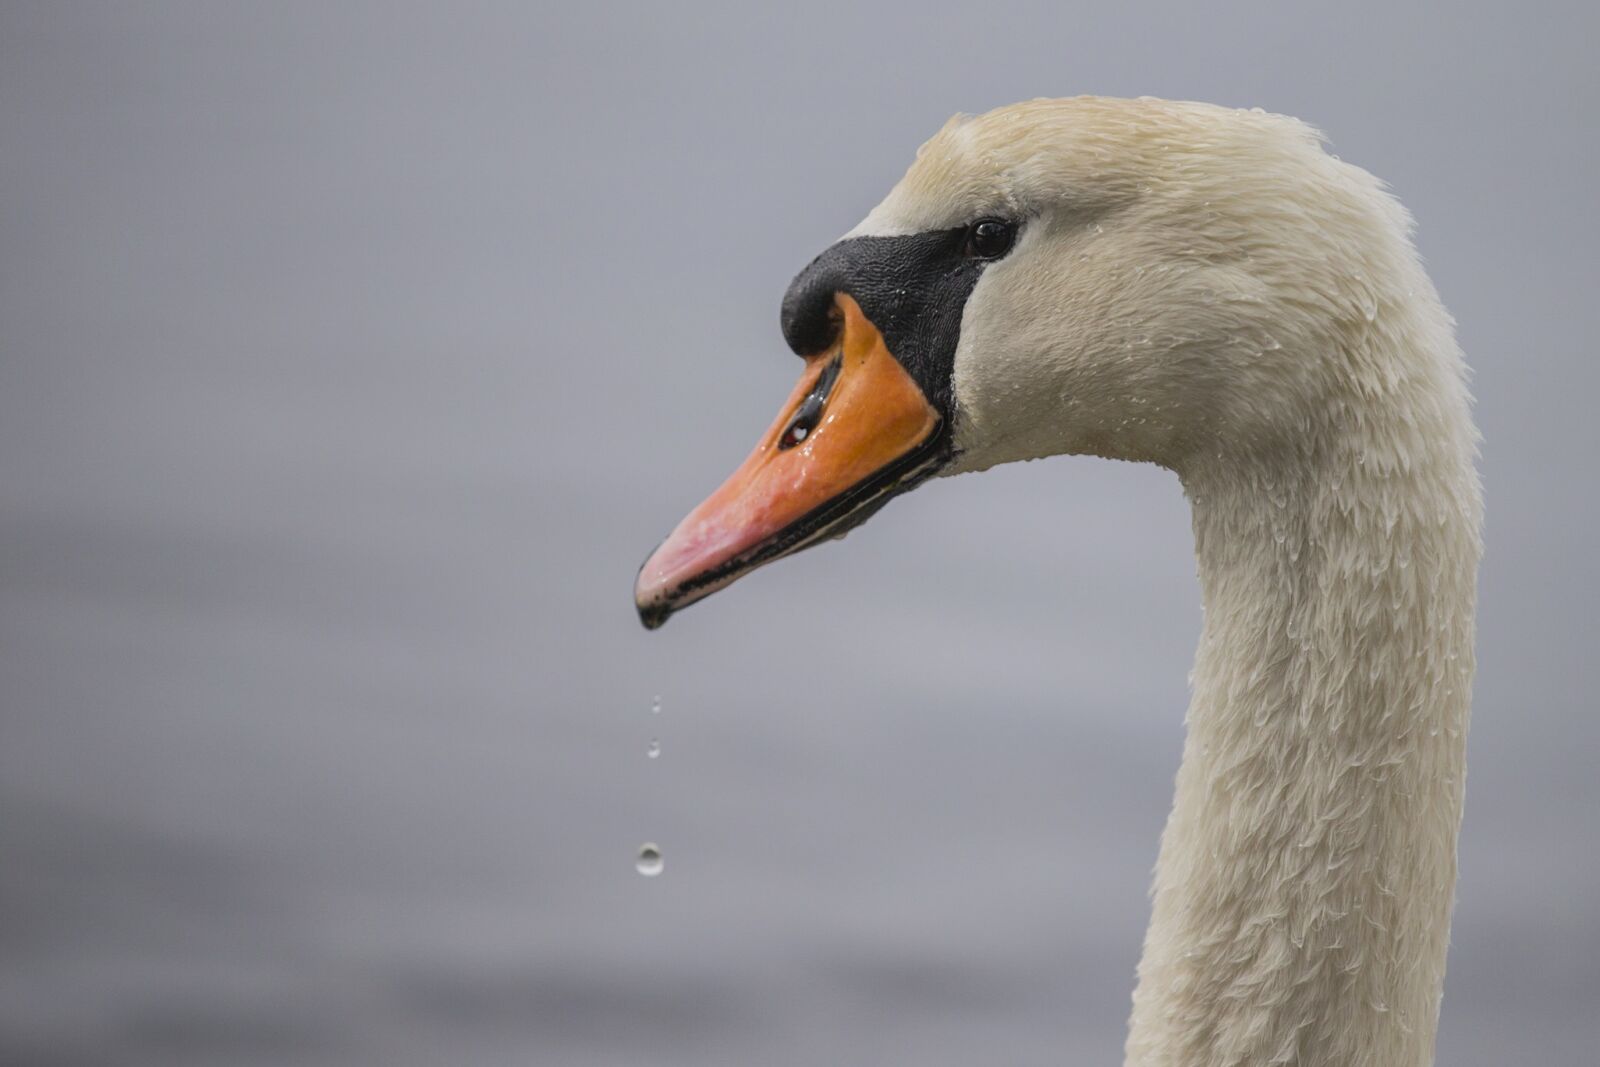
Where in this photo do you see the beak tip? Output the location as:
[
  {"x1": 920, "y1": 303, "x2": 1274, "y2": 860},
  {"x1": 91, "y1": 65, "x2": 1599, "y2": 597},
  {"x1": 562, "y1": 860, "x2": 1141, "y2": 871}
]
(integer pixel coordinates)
[
  {"x1": 637, "y1": 603, "x2": 671, "y2": 630},
  {"x1": 634, "y1": 548, "x2": 673, "y2": 630}
]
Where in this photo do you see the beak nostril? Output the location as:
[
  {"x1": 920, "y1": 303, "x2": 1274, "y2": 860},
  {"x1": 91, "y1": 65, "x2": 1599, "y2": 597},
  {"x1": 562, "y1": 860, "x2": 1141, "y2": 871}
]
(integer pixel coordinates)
[{"x1": 778, "y1": 354, "x2": 843, "y2": 450}]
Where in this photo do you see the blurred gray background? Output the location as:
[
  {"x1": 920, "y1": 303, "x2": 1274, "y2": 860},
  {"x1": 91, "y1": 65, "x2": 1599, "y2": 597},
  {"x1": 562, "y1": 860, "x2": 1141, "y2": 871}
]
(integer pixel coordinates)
[{"x1": 2, "y1": 3, "x2": 1596, "y2": 1064}]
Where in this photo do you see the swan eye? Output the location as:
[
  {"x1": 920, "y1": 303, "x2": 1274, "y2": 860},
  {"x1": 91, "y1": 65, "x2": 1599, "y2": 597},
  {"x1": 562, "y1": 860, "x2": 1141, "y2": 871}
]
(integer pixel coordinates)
[
  {"x1": 963, "y1": 218, "x2": 1016, "y2": 260},
  {"x1": 778, "y1": 354, "x2": 843, "y2": 450}
]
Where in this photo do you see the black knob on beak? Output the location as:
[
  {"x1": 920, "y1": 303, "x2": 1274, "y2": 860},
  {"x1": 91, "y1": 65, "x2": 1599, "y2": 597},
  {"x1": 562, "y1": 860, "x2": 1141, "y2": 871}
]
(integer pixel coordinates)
[{"x1": 780, "y1": 246, "x2": 849, "y2": 357}]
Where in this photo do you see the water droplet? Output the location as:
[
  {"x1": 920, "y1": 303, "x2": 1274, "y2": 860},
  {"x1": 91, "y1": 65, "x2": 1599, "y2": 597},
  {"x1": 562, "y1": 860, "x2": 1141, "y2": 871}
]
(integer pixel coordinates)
[
  {"x1": 636, "y1": 843, "x2": 663, "y2": 877},
  {"x1": 647, "y1": 738, "x2": 661, "y2": 759},
  {"x1": 651, "y1": 695, "x2": 662, "y2": 714}
]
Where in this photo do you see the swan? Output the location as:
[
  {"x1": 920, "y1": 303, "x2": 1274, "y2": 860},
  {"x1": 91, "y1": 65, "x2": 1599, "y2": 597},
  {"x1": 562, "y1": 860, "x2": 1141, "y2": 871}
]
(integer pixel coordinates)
[{"x1": 633, "y1": 97, "x2": 1480, "y2": 1067}]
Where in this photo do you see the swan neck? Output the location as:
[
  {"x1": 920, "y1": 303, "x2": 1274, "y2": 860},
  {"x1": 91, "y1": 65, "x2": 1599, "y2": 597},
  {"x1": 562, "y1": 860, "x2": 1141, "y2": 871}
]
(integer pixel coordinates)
[{"x1": 1125, "y1": 402, "x2": 1480, "y2": 1066}]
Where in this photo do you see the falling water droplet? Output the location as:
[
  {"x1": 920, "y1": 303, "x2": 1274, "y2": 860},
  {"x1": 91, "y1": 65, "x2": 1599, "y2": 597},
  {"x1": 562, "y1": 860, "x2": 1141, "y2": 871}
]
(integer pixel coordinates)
[
  {"x1": 651, "y1": 695, "x2": 662, "y2": 715},
  {"x1": 647, "y1": 738, "x2": 661, "y2": 759},
  {"x1": 636, "y1": 844, "x2": 663, "y2": 877}
]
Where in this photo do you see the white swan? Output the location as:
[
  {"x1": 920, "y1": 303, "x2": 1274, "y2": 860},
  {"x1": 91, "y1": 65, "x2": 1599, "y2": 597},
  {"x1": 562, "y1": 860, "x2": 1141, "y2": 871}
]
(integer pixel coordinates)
[{"x1": 635, "y1": 97, "x2": 1480, "y2": 1067}]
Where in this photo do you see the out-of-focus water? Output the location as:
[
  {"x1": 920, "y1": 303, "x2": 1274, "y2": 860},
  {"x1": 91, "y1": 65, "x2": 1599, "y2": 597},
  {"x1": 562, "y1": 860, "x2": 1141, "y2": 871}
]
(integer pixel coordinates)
[{"x1": 2, "y1": 4, "x2": 1596, "y2": 1065}]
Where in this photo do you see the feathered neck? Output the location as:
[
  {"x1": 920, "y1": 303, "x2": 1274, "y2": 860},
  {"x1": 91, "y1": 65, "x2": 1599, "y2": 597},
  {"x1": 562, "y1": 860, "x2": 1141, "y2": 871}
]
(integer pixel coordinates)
[{"x1": 1124, "y1": 305, "x2": 1481, "y2": 1066}]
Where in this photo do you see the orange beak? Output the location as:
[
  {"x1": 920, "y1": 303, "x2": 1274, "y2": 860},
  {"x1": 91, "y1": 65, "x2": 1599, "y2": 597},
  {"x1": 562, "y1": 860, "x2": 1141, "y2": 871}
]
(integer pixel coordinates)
[{"x1": 635, "y1": 293, "x2": 944, "y2": 628}]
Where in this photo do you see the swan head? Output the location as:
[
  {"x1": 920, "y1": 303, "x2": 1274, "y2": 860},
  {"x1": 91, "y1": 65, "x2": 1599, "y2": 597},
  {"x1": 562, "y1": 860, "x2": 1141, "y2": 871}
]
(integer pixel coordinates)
[{"x1": 636, "y1": 96, "x2": 1415, "y2": 628}]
